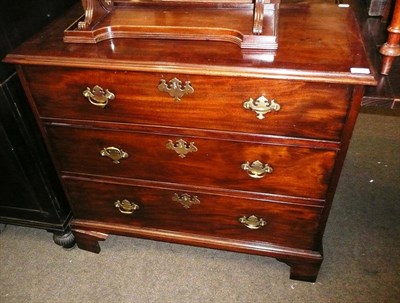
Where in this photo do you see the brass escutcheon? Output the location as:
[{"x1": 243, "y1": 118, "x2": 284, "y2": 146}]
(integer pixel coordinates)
[
  {"x1": 100, "y1": 146, "x2": 128, "y2": 164},
  {"x1": 83, "y1": 85, "x2": 115, "y2": 108},
  {"x1": 238, "y1": 215, "x2": 267, "y2": 229},
  {"x1": 172, "y1": 193, "x2": 200, "y2": 209},
  {"x1": 166, "y1": 139, "x2": 198, "y2": 158},
  {"x1": 158, "y1": 77, "x2": 194, "y2": 101},
  {"x1": 241, "y1": 160, "x2": 273, "y2": 179},
  {"x1": 243, "y1": 95, "x2": 280, "y2": 119},
  {"x1": 114, "y1": 199, "x2": 139, "y2": 215}
]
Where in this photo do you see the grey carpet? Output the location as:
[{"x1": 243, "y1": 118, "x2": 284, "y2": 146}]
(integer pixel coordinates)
[{"x1": 1, "y1": 112, "x2": 399, "y2": 303}]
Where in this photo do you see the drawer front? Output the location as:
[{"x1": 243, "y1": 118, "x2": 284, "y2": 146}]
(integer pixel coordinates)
[
  {"x1": 47, "y1": 125, "x2": 336, "y2": 199},
  {"x1": 63, "y1": 177, "x2": 322, "y2": 250},
  {"x1": 25, "y1": 66, "x2": 351, "y2": 141}
]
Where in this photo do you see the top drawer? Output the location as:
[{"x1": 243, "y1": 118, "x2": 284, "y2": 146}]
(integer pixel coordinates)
[{"x1": 23, "y1": 66, "x2": 352, "y2": 141}]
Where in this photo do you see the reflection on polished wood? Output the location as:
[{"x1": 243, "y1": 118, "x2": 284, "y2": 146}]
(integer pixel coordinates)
[
  {"x1": 4, "y1": 3, "x2": 376, "y2": 282},
  {"x1": 380, "y1": 0, "x2": 400, "y2": 75},
  {"x1": 64, "y1": 0, "x2": 280, "y2": 50}
]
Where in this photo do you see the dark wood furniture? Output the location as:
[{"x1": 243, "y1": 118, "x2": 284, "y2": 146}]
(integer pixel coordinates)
[
  {"x1": 0, "y1": 0, "x2": 76, "y2": 248},
  {"x1": 64, "y1": 0, "x2": 280, "y2": 50},
  {"x1": 351, "y1": 0, "x2": 400, "y2": 108},
  {"x1": 380, "y1": 0, "x2": 400, "y2": 74},
  {"x1": 4, "y1": 2, "x2": 376, "y2": 281}
]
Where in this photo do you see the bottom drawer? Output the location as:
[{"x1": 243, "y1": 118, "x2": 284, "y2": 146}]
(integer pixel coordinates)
[{"x1": 64, "y1": 177, "x2": 322, "y2": 250}]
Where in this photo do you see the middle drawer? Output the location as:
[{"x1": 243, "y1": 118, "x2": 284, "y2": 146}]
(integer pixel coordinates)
[{"x1": 47, "y1": 125, "x2": 336, "y2": 200}]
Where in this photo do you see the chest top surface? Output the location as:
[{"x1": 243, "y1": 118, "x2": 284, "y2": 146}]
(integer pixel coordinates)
[{"x1": 4, "y1": 3, "x2": 376, "y2": 85}]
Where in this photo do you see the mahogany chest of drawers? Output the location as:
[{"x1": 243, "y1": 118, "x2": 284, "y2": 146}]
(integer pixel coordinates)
[{"x1": 4, "y1": 3, "x2": 376, "y2": 282}]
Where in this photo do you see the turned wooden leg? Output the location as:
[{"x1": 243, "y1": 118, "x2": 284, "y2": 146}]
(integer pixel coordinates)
[
  {"x1": 72, "y1": 229, "x2": 108, "y2": 253},
  {"x1": 380, "y1": 0, "x2": 400, "y2": 75},
  {"x1": 277, "y1": 258, "x2": 323, "y2": 282},
  {"x1": 51, "y1": 228, "x2": 76, "y2": 250}
]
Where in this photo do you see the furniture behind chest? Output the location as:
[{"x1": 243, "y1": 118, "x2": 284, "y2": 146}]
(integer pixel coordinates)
[
  {"x1": 0, "y1": 0, "x2": 76, "y2": 248},
  {"x1": 4, "y1": 1, "x2": 376, "y2": 281}
]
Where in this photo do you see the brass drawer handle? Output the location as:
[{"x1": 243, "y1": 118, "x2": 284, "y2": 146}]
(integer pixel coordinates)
[
  {"x1": 241, "y1": 160, "x2": 273, "y2": 178},
  {"x1": 158, "y1": 77, "x2": 194, "y2": 101},
  {"x1": 100, "y1": 146, "x2": 128, "y2": 164},
  {"x1": 166, "y1": 139, "x2": 198, "y2": 158},
  {"x1": 239, "y1": 215, "x2": 267, "y2": 229},
  {"x1": 83, "y1": 85, "x2": 115, "y2": 108},
  {"x1": 172, "y1": 193, "x2": 200, "y2": 209},
  {"x1": 243, "y1": 96, "x2": 280, "y2": 119},
  {"x1": 114, "y1": 199, "x2": 139, "y2": 215}
]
